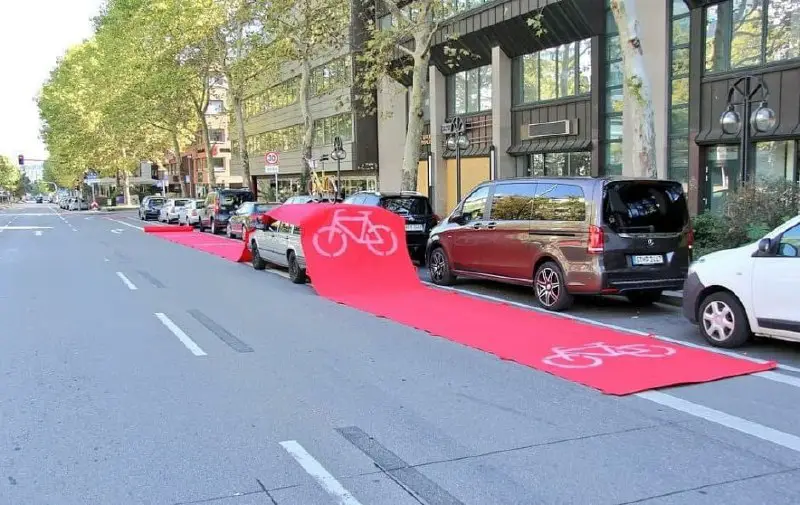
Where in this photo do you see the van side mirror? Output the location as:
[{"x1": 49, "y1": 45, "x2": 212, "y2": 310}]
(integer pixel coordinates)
[{"x1": 449, "y1": 210, "x2": 464, "y2": 225}]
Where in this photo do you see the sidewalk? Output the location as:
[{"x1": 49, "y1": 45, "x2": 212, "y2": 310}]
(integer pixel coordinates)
[{"x1": 100, "y1": 205, "x2": 138, "y2": 212}]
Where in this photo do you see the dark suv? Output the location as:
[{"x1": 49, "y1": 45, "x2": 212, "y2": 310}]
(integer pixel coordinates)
[
  {"x1": 426, "y1": 177, "x2": 693, "y2": 311},
  {"x1": 343, "y1": 191, "x2": 438, "y2": 263},
  {"x1": 199, "y1": 189, "x2": 255, "y2": 234}
]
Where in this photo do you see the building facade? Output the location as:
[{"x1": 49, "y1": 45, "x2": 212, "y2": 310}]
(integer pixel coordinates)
[{"x1": 376, "y1": 0, "x2": 800, "y2": 215}]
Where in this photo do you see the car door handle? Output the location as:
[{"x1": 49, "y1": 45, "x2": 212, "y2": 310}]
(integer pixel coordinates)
[
  {"x1": 470, "y1": 223, "x2": 482, "y2": 229},
  {"x1": 486, "y1": 222, "x2": 497, "y2": 229}
]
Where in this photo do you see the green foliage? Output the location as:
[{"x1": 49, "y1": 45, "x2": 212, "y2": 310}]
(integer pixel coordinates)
[{"x1": 0, "y1": 155, "x2": 21, "y2": 191}]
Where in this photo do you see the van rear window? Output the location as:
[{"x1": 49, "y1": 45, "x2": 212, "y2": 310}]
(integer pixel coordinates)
[{"x1": 603, "y1": 181, "x2": 689, "y2": 233}]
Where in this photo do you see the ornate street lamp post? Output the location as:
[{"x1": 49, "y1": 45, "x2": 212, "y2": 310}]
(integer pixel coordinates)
[
  {"x1": 443, "y1": 117, "x2": 470, "y2": 203},
  {"x1": 719, "y1": 75, "x2": 777, "y2": 182},
  {"x1": 330, "y1": 135, "x2": 346, "y2": 200}
]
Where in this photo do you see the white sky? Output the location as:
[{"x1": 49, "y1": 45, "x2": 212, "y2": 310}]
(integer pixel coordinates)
[{"x1": 0, "y1": 0, "x2": 105, "y2": 163}]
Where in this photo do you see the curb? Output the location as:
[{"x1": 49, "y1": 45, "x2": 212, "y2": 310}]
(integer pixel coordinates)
[{"x1": 100, "y1": 206, "x2": 138, "y2": 212}]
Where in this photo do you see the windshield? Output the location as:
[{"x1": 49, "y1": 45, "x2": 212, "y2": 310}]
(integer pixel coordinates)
[
  {"x1": 148, "y1": 198, "x2": 165, "y2": 208},
  {"x1": 219, "y1": 192, "x2": 254, "y2": 209},
  {"x1": 603, "y1": 181, "x2": 689, "y2": 234},
  {"x1": 380, "y1": 196, "x2": 431, "y2": 216}
]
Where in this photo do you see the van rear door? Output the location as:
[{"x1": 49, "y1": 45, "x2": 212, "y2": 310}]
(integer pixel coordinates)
[{"x1": 601, "y1": 180, "x2": 691, "y2": 288}]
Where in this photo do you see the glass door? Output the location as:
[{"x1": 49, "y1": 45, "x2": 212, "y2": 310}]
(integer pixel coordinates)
[{"x1": 704, "y1": 145, "x2": 740, "y2": 213}]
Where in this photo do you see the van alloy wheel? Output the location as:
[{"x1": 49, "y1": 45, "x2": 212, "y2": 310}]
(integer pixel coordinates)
[
  {"x1": 428, "y1": 248, "x2": 455, "y2": 286},
  {"x1": 534, "y1": 261, "x2": 574, "y2": 311}
]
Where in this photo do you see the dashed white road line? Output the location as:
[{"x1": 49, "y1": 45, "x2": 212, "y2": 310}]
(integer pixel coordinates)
[
  {"x1": 106, "y1": 217, "x2": 143, "y2": 231},
  {"x1": 0, "y1": 214, "x2": 19, "y2": 232},
  {"x1": 110, "y1": 229, "x2": 123, "y2": 234},
  {"x1": 154, "y1": 313, "x2": 207, "y2": 356},
  {"x1": 279, "y1": 440, "x2": 364, "y2": 505},
  {"x1": 34, "y1": 230, "x2": 42, "y2": 236},
  {"x1": 115, "y1": 272, "x2": 138, "y2": 290},
  {"x1": 637, "y1": 391, "x2": 800, "y2": 453}
]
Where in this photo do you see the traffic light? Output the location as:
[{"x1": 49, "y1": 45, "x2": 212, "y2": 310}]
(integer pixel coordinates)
[{"x1": 17, "y1": 154, "x2": 24, "y2": 166}]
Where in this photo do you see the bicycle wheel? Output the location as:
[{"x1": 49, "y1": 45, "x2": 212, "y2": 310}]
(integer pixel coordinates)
[
  {"x1": 323, "y1": 177, "x2": 337, "y2": 194},
  {"x1": 366, "y1": 224, "x2": 398, "y2": 256},
  {"x1": 542, "y1": 354, "x2": 603, "y2": 369},
  {"x1": 619, "y1": 344, "x2": 677, "y2": 358},
  {"x1": 312, "y1": 226, "x2": 348, "y2": 257},
  {"x1": 306, "y1": 178, "x2": 316, "y2": 196}
]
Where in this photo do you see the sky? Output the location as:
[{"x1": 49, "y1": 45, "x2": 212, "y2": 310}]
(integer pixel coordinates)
[{"x1": 0, "y1": 0, "x2": 105, "y2": 163}]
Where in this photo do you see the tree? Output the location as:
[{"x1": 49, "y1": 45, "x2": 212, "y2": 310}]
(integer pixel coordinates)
[
  {"x1": 609, "y1": 0, "x2": 657, "y2": 178},
  {"x1": 261, "y1": 0, "x2": 351, "y2": 193},
  {"x1": 0, "y1": 155, "x2": 20, "y2": 192}
]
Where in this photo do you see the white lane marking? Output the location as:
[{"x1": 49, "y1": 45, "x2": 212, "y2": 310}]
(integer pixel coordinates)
[
  {"x1": 266, "y1": 269, "x2": 290, "y2": 279},
  {"x1": 106, "y1": 217, "x2": 144, "y2": 231},
  {"x1": 423, "y1": 281, "x2": 800, "y2": 377},
  {"x1": 637, "y1": 391, "x2": 800, "y2": 453},
  {"x1": 754, "y1": 371, "x2": 800, "y2": 389},
  {"x1": 115, "y1": 272, "x2": 138, "y2": 290},
  {"x1": 110, "y1": 229, "x2": 123, "y2": 234},
  {"x1": 104, "y1": 257, "x2": 110, "y2": 262},
  {"x1": 279, "y1": 440, "x2": 364, "y2": 505},
  {"x1": 0, "y1": 214, "x2": 18, "y2": 233},
  {"x1": 34, "y1": 230, "x2": 42, "y2": 236},
  {"x1": 154, "y1": 313, "x2": 207, "y2": 356}
]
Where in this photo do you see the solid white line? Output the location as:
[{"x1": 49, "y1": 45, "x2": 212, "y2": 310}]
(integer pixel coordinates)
[
  {"x1": 154, "y1": 313, "x2": 207, "y2": 356},
  {"x1": 423, "y1": 281, "x2": 800, "y2": 377},
  {"x1": 106, "y1": 217, "x2": 143, "y2": 231},
  {"x1": 0, "y1": 225, "x2": 54, "y2": 230},
  {"x1": 279, "y1": 440, "x2": 363, "y2": 505},
  {"x1": 754, "y1": 371, "x2": 800, "y2": 389},
  {"x1": 637, "y1": 391, "x2": 800, "y2": 453},
  {"x1": 116, "y1": 272, "x2": 138, "y2": 290}
]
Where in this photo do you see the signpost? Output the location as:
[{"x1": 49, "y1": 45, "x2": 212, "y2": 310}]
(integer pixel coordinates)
[{"x1": 264, "y1": 151, "x2": 280, "y2": 200}]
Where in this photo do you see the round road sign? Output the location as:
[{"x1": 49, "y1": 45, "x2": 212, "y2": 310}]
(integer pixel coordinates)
[{"x1": 265, "y1": 151, "x2": 279, "y2": 165}]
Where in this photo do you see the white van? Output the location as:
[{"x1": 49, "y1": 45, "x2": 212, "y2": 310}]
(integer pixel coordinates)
[{"x1": 682, "y1": 215, "x2": 800, "y2": 348}]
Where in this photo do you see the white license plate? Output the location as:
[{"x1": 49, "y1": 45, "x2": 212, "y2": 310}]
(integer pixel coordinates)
[
  {"x1": 632, "y1": 255, "x2": 664, "y2": 265},
  {"x1": 405, "y1": 224, "x2": 424, "y2": 232}
]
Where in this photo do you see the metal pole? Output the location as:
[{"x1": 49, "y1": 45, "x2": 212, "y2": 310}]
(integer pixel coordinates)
[
  {"x1": 740, "y1": 76, "x2": 752, "y2": 183},
  {"x1": 455, "y1": 140, "x2": 462, "y2": 204},
  {"x1": 274, "y1": 173, "x2": 278, "y2": 201},
  {"x1": 91, "y1": 182, "x2": 96, "y2": 204},
  {"x1": 427, "y1": 152, "x2": 433, "y2": 205},
  {"x1": 336, "y1": 158, "x2": 341, "y2": 199}
]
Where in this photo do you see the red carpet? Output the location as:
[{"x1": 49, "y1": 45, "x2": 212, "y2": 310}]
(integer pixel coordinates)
[
  {"x1": 146, "y1": 228, "x2": 251, "y2": 262},
  {"x1": 265, "y1": 204, "x2": 775, "y2": 395},
  {"x1": 143, "y1": 225, "x2": 193, "y2": 233}
]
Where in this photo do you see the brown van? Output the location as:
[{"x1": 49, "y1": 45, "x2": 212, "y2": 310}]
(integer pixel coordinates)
[{"x1": 425, "y1": 177, "x2": 693, "y2": 311}]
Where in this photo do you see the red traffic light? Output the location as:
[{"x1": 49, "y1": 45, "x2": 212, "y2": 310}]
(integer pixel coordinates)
[{"x1": 17, "y1": 154, "x2": 24, "y2": 165}]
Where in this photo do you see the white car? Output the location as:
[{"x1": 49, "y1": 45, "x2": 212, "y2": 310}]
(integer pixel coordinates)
[
  {"x1": 249, "y1": 219, "x2": 307, "y2": 284},
  {"x1": 68, "y1": 198, "x2": 90, "y2": 211},
  {"x1": 178, "y1": 199, "x2": 205, "y2": 226},
  {"x1": 159, "y1": 198, "x2": 190, "y2": 223},
  {"x1": 683, "y1": 214, "x2": 800, "y2": 348}
]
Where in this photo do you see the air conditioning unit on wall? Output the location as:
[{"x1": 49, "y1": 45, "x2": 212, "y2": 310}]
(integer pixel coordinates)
[{"x1": 527, "y1": 119, "x2": 576, "y2": 139}]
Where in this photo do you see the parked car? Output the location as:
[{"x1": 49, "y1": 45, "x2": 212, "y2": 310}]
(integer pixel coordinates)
[
  {"x1": 158, "y1": 198, "x2": 190, "y2": 223},
  {"x1": 250, "y1": 217, "x2": 307, "y2": 284},
  {"x1": 178, "y1": 199, "x2": 205, "y2": 227},
  {"x1": 68, "y1": 197, "x2": 89, "y2": 211},
  {"x1": 426, "y1": 177, "x2": 693, "y2": 312},
  {"x1": 227, "y1": 202, "x2": 277, "y2": 240},
  {"x1": 343, "y1": 191, "x2": 438, "y2": 263},
  {"x1": 682, "y1": 214, "x2": 800, "y2": 348},
  {"x1": 199, "y1": 189, "x2": 255, "y2": 234},
  {"x1": 35, "y1": 195, "x2": 43, "y2": 203},
  {"x1": 59, "y1": 196, "x2": 71, "y2": 209},
  {"x1": 139, "y1": 196, "x2": 166, "y2": 220}
]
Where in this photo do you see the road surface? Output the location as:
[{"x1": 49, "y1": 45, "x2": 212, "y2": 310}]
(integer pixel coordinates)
[{"x1": 2, "y1": 203, "x2": 800, "y2": 505}]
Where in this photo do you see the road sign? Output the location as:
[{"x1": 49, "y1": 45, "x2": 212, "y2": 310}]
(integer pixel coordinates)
[
  {"x1": 264, "y1": 165, "x2": 279, "y2": 175},
  {"x1": 265, "y1": 151, "x2": 279, "y2": 166}
]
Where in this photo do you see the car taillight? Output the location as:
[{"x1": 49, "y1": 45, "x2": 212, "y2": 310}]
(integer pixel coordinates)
[
  {"x1": 687, "y1": 227, "x2": 695, "y2": 249},
  {"x1": 588, "y1": 225, "x2": 604, "y2": 253},
  {"x1": 432, "y1": 214, "x2": 440, "y2": 224}
]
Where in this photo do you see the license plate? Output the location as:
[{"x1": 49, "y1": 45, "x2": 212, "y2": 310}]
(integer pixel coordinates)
[
  {"x1": 405, "y1": 224, "x2": 424, "y2": 232},
  {"x1": 632, "y1": 254, "x2": 664, "y2": 265}
]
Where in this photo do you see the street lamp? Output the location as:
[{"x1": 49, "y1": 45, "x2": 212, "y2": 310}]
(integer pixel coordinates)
[
  {"x1": 330, "y1": 135, "x2": 346, "y2": 200},
  {"x1": 443, "y1": 117, "x2": 470, "y2": 203},
  {"x1": 718, "y1": 75, "x2": 777, "y2": 182}
]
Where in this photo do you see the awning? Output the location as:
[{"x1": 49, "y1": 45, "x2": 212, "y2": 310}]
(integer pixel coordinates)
[{"x1": 507, "y1": 137, "x2": 591, "y2": 155}]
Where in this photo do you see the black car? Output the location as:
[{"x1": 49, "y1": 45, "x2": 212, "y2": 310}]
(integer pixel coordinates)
[
  {"x1": 343, "y1": 191, "x2": 438, "y2": 263},
  {"x1": 139, "y1": 196, "x2": 166, "y2": 220},
  {"x1": 200, "y1": 189, "x2": 256, "y2": 234},
  {"x1": 35, "y1": 195, "x2": 43, "y2": 203}
]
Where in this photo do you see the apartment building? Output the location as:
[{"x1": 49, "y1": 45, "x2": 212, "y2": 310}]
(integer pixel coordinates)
[{"x1": 376, "y1": 0, "x2": 800, "y2": 214}]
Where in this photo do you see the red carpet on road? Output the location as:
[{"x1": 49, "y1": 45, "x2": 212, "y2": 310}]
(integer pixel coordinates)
[
  {"x1": 146, "y1": 226, "x2": 251, "y2": 263},
  {"x1": 264, "y1": 203, "x2": 775, "y2": 395}
]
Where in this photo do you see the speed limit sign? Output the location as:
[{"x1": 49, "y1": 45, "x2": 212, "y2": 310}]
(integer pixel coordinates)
[{"x1": 265, "y1": 151, "x2": 279, "y2": 166}]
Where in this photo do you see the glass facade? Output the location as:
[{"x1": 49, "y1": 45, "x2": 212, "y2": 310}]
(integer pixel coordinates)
[
  {"x1": 243, "y1": 78, "x2": 300, "y2": 118},
  {"x1": 668, "y1": 0, "x2": 690, "y2": 187},
  {"x1": 601, "y1": 0, "x2": 623, "y2": 176},
  {"x1": 311, "y1": 56, "x2": 352, "y2": 97},
  {"x1": 704, "y1": 0, "x2": 800, "y2": 73},
  {"x1": 245, "y1": 124, "x2": 302, "y2": 154},
  {"x1": 526, "y1": 152, "x2": 592, "y2": 177},
  {"x1": 516, "y1": 39, "x2": 592, "y2": 104},
  {"x1": 312, "y1": 113, "x2": 353, "y2": 146},
  {"x1": 448, "y1": 65, "x2": 492, "y2": 115}
]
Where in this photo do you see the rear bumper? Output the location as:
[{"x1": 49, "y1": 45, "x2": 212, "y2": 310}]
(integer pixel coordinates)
[{"x1": 681, "y1": 271, "x2": 705, "y2": 323}]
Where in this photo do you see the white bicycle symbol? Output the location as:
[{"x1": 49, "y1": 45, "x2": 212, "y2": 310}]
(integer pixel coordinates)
[
  {"x1": 312, "y1": 209, "x2": 399, "y2": 258},
  {"x1": 542, "y1": 342, "x2": 677, "y2": 369}
]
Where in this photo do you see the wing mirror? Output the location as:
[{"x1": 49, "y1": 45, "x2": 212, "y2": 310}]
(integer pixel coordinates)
[
  {"x1": 448, "y1": 210, "x2": 464, "y2": 225},
  {"x1": 757, "y1": 238, "x2": 772, "y2": 253}
]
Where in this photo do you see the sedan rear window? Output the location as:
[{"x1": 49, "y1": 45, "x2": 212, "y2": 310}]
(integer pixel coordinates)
[
  {"x1": 220, "y1": 192, "x2": 255, "y2": 209},
  {"x1": 380, "y1": 196, "x2": 432, "y2": 216},
  {"x1": 174, "y1": 199, "x2": 189, "y2": 207},
  {"x1": 603, "y1": 181, "x2": 689, "y2": 234}
]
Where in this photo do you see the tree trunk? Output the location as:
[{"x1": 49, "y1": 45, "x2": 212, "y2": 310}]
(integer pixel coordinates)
[
  {"x1": 298, "y1": 56, "x2": 314, "y2": 194},
  {"x1": 402, "y1": 49, "x2": 430, "y2": 191},
  {"x1": 232, "y1": 92, "x2": 252, "y2": 191},
  {"x1": 199, "y1": 113, "x2": 217, "y2": 188},
  {"x1": 122, "y1": 170, "x2": 132, "y2": 206},
  {"x1": 610, "y1": 0, "x2": 657, "y2": 179},
  {"x1": 171, "y1": 132, "x2": 185, "y2": 197}
]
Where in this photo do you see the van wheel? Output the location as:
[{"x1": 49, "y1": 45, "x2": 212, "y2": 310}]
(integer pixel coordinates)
[
  {"x1": 428, "y1": 247, "x2": 455, "y2": 286},
  {"x1": 251, "y1": 243, "x2": 266, "y2": 270},
  {"x1": 698, "y1": 291, "x2": 751, "y2": 348},
  {"x1": 626, "y1": 290, "x2": 663, "y2": 307},
  {"x1": 210, "y1": 219, "x2": 217, "y2": 234},
  {"x1": 534, "y1": 261, "x2": 573, "y2": 311},
  {"x1": 288, "y1": 252, "x2": 306, "y2": 284}
]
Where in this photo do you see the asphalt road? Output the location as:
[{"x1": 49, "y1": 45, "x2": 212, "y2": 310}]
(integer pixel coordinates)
[{"x1": 3, "y1": 203, "x2": 800, "y2": 505}]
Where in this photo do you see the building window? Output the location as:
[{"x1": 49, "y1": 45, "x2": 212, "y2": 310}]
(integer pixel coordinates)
[
  {"x1": 209, "y1": 129, "x2": 226, "y2": 143},
  {"x1": 527, "y1": 152, "x2": 592, "y2": 177},
  {"x1": 448, "y1": 65, "x2": 492, "y2": 115},
  {"x1": 211, "y1": 157, "x2": 225, "y2": 172},
  {"x1": 312, "y1": 113, "x2": 353, "y2": 146},
  {"x1": 755, "y1": 140, "x2": 798, "y2": 182},
  {"x1": 668, "y1": 0, "x2": 690, "y2": 187},
  {"x1": 311, "y1": 56, "x2": 352, "y2": 97},
  {"x1": 517, "y1": 39, "x2": 591, "y2": 104},
  {"x1": 704, "y1": 0, "x2": 800, "y2": 73},
  {"x1": 243, "y1": 77, "x2": 300, "y2": 118},
  {"x1": 245, "y1": 124, "x2": 303, "y2": 154},
  {"x1": 207, "y1": 100, "x2": 224, "y2": 115},
  {"x1": 602, "y1": 0, "x2": 623, "y2": 176}
]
